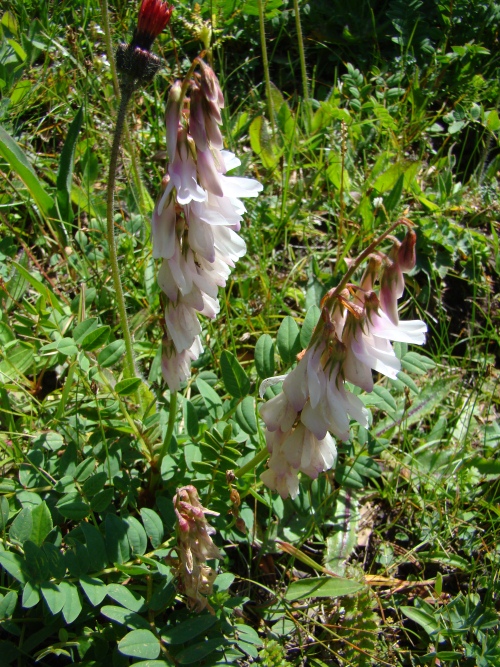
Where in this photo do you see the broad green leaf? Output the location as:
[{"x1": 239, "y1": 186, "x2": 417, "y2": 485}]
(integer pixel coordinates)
[
  {"x1": 401, "y1": 351, "x2": 436, "y2": 375},
  {"x1": 30, "y1": 501, "x2": 52, "y2": 546},
  {"x1": 213, "y1": 572, "x2": 235, "y2": 592},
  {"x1": 300, "y1": 305, "x2": 321, "y2": 349},
  {"x1": 56, "y1": 105, "x2": 83, "y2": 222},
  {"x1": 249, "y1": 115, "x2": 278, "y2": 168},
  {"x1": 324, "y1": 490, "x2": 360, "y2": 576},
  {"x1": 79, "y1": 325, "x2": 110, "y2": 352},
  {"x1": 40, "y1": 581, "x2": 65, "y2": 614},
  {"x1": 486, "y1": 109, "x2": 500, "y2": 131},
  {"x1": 234, "y1": 624, "x2": 262, "y2": 646},
  {"x1": 24, "y1": 540, "x2": 50, "y2": 582},
  {"x1": 118, "y1": 629, "x2": 161, "y2": 659},
  {"x1": 105, "y1": 514, "x2": 130, "y2": 564},
  {"x1": 106, "y1": 583, "x2": 146, "y2": 612},
  {"x1": 22, "y1": 580, "x2": 40, "y2": 608},
  {"x1": 124, "y1": 515, "x2": 148, "y2": 556},
  {"x1": 161, "y1": 614, "x2": 217, "y2": 645},
  {"x1": 9, "y1": 261, "x2": 65, "y2": 315},
  {"x1": 400, "y1": 605, "x2": 440, "y2": 636},
  {"x1": 220, "y1": 350, "x2": 250, "y2": 398},
  {"x1": 140, "y1": 508, "x2": 164, "y2": 549},
  {"x1": 90, "y1": 487, "x2": 114, "y2": 512},
  {"x1": 0, "y1": 126, "x2": 56, "y2": 218},
  {"x1": 59, "y1": 580, "x2": 82, "y2": 624},
  {"x1": 73, "y1": 318, "x2": 98, "y2": 344},
  {"x1": 101, "y1": 604, "x2": 151, "y2": 630},
  {"x1": 82, "y1": 471, "x2": 107, "y2": 497},
  {"x1": 97, "y1": 340, "x2": 126, "y2": 367},
  {"x1": 41, "y1": 543, "x2": 65, "y2": 578},
  {"x1": 36, "y1": 337, "x2": 77, "y2": 358},
  {"x1": 0, "y1": 343, "x2": 35, "y2": 381},
  {"x1": 468, "y1": 457, "x2": 500, "y2": 476},
  {"x1": 80, "y1": 522, "x2": 108, "y2": 571},
  {"x1": 326, "y1": 160, "x2": 351, "y2": 191},
  {"x1": 3, "y1": 252, "x2": 29, "y2": 313},
  {"x1": 56, "y1": 492, "x2": 91, "y2": 520},
  {"x1": 285, "y1": 576, "x2": 363, "y2": 601},
  {"x1": 73, "y1": 458, "x2": 95, "y2": 482},
  {"x1": 64, "y1": 540, "x2": 89, "y2": 577},
  {"x1": 79, "y1": 574, "x2": 108, "y2": 606},
  {"x1": 372, "y1": 385, "x2": 398, "y2": 412},
  {"x1": 0, "y1": 590, "x2": 17, "y2": 619},
  {"x1": 254, "y1": 334, "x2": 275, "y2": 380},
  {"x1": 395, "y1": 371, "x2": 419, "y2": 394},
  {"x1": 372, "y1": 163, "x2": 405, "y2": 193},
  {"x1": 0, "y1": 551, "x2": 27, "y2": 583},
  {"x1": 196, "y1": 377, "x2": 223, "y2": 419},
  {"x1": 175, "y1": 637, "x2": 226, "y2": 665},
  {"x1": 276, "y1": 316, "x2": 301, "y2": 366},
  {"x1": 183, "y1": 399, "x2": 199, "y2": 438},
  {"x1": 384, "y1": 173, "x2": 404, "y2": 212},
  {"x1": 148, "y1": 577, "x2": 176, "y2": 611},
  {"x1": 115, "y1": 377, "x2": 142, "y2": 396},
  {"x1": 235, "y1": 396, "x2": 257, "y2": 435},
  {"x1": 9, "y1": 507, "x2": 32, "y2": 545}
]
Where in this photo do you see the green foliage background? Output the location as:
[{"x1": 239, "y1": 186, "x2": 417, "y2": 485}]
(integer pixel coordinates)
[{"x1": 0, "y1": 0, "x2": 499, "y2": 665}]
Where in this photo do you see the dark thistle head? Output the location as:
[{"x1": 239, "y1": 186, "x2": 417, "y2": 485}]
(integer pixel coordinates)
[{"x1": 116, "y1": 0, "x2": 173, "y2": 90}]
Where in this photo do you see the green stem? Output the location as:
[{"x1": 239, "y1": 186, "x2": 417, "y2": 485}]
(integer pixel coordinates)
[
  {"x1": 149, "y1": 390, "x2": 178, "y2": 490},
  {"x1": 99, "y1": 0, "x2": 119, "y2": 96},
  {"x1": 107, "y1": 87, "x2": 138, "y2": 379},
  {"x1": 100, "y1": 0, "x2": 148, "y2": 216},
  {"x1": 325, "y1": 217, "x2": 412, "y2": 306},
  {"x1": 293, "y1": 0, "x2": 310, "y2": 127},
  {"x1": 257, "y1": 0, "x2": 275, "y2": 133},
  {"x1": 234, "y1": 447, "x2": 269, "y2": 479}
]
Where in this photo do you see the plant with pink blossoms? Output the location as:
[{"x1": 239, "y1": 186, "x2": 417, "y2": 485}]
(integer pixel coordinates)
[
  {"x1": 259, "y1": 225, "x2": 428, "y2": 499},
  {"x1": 152, "y1": 60, "x2": 262, "y2": 392}
]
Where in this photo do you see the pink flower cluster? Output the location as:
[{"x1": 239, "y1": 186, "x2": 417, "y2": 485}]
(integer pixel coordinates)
[
  {"x1": 259, "y1": 231, "x2": 427, "y2": 499},
  {"x1": 152, "y1": 60, "x2": 262, "y2": 391},
  {"x1": 173, "y1": 485, "x2": 221, "y2": 613}
]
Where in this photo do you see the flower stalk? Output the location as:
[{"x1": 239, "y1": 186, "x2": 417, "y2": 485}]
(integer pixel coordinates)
[{"x1": 103, "y1": 0, "x2": 173, "y2": 381}]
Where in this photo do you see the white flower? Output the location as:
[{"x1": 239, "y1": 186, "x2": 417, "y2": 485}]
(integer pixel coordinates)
[
  {"x1": 260, "y1": 444, "x2": 300, "y2": 500},
  {"x1": 259, "y1": 392, "x2": 297, "y2": 433},
  {"x1": 152, "y1": 186, "x2": 176, "y2": 259},
  {"x1": 343, "y1": 301, "x2": 427, "y2": 388},
  {"x1": 162, "y1": 129, "x2": 206, "y2": 207},
  {"x1": 161, "y1": 337, "x2": 202, "y2": 391},
  {"x1": 164, "y1": 299, "x2": 202, "y2": 353}
]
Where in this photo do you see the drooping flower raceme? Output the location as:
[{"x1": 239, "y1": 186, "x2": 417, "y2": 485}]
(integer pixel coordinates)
[
  {"x1": 172, "y1": 485, "x2": 221, "y2": 613},
  {"x1": 153, "y1": 60, "x2": 262, "y2": 390},
  {"x1": 259, "y1": 229, "x2": 427, "y2": 499}
]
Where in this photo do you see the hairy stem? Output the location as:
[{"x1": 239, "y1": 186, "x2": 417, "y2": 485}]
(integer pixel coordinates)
[
  {"x1": 106, "y1": 87, "x2": 138, "y2": 379},
  {"x1": 293, "y1": 0, "x2": 310, "y2": 127},
  {"x1": 100, "y1": 0, "x2": 148, "y2": 216},
  {"x1": 257, "y1": 0, "x2": 275, "y2": 132}
]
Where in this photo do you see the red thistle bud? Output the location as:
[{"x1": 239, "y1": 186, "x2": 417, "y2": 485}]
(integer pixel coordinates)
[
  {"x1": 134, "y1": 0, "x2": 173, "y2": 51},
  {"x1": 116, "y1": 0, "x2": 173, "y2": 89}
]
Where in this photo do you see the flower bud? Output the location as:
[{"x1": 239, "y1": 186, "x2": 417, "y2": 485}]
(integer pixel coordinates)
[
  {"x1": 116, "y1": 0, "x2": 173, "y2": 89},
  {"x1": 165, "y1": 81, "x2": 182, "y2": 162},
  {"x1": 398, "y1": 229, "x2": 417, "y2": 273}
]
